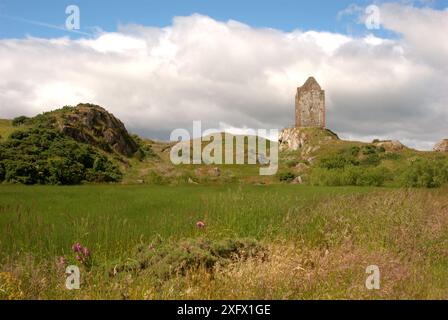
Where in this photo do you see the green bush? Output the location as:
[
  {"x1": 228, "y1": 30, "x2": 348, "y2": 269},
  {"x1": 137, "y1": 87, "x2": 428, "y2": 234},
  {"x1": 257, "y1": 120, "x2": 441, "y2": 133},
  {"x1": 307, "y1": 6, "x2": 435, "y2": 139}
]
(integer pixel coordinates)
[
  {"x1": 131, "y1": 134, "x2": 156, "y2": 160},
  {"x1": 362, "y1": 145, "x2": 377, "y2": 155},
  {"x1": 361, "y1": 153, "x2": 381, "y2": 166},
  {"x1": 12, "y1": 116, "x2": 30, "y2": 127},
  {"x1": 0, "y1": 127, "x2": 122, "y2": 185},
  {"x1": 318, "y1": 153, "x2": 359, "y2": 169},
  {"x1": 278, "y1": 171, "x2": 295, "y2": 182},
  {"x1": 310, "y1": 166, "x2": 391, "y2": 187},
  {"x1": 47, "y1": 159, "x2": 84, "y2": 185},
  {"x1": 399, "y1": 159, "x2": 448, "y2": 188},
  {"x1": 351, "y1": 146, "x2": 361, "y2": 156}
]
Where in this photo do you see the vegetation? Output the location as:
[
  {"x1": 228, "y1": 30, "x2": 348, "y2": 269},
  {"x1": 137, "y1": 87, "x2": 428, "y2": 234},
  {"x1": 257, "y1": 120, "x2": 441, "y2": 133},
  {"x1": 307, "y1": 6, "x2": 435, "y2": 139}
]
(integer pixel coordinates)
[
  {"x1": 112, "y1": 237, "x2": 265, "y2": 280},
  {"x1": 399, "y1": 158, "x2": 448, "y2": 188},
  {"x1": 11, "y1": 116, "x2": 30, "y2": 127},
  {"x1": 0, "y1": 127, "x2": 121, "y2": 184},
  {"x1": 307, "y1": 145, "x2": 448, "y2": 188},
  {"x1": 0, "y1": 185, "x2": 447, "y2": 299}
]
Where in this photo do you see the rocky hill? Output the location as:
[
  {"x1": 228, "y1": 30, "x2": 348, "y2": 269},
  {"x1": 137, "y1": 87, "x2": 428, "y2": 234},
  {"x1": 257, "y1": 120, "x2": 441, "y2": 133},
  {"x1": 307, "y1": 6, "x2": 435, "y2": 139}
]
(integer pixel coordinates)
[
  {"x1": 25, "y1": 103, "x2": 139, "y2": 157},
  {"x1": 0, "y1": 104, "x2": 149, "y2": 185}
]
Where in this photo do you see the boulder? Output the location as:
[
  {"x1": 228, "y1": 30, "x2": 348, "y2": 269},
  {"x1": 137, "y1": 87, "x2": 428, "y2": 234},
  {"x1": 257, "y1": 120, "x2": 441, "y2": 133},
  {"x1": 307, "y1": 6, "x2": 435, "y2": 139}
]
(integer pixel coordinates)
[
  {"x1": 291, "y1": 176, "x2": 303, "y2": 184},
  {"x1": 374, "y1": 140, "x2": 405, "y2": 152},
  {"x1": 279, "y1": 128, "x2": 307, "y2": 151},
  {"x1": 433, "y1": 139, "x2": 448, "y2": 152}
]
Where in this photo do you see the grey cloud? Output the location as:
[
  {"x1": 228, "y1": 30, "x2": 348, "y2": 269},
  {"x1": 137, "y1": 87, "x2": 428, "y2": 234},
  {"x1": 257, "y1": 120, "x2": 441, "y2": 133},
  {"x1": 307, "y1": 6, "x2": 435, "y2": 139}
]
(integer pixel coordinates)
[{"x1": 0, "y1": 4, "x2": 447, "y2": 150}]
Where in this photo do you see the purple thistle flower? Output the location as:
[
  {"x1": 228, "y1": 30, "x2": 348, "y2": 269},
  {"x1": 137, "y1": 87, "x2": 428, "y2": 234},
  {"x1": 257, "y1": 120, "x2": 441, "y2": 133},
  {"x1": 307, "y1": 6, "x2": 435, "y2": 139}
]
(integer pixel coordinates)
[
  {"x1": 196, "y1": 221, "x2": 205, "y2": 229},
  {"x1": 72, "y1": 243, "x2": 82, "y2": 253}
]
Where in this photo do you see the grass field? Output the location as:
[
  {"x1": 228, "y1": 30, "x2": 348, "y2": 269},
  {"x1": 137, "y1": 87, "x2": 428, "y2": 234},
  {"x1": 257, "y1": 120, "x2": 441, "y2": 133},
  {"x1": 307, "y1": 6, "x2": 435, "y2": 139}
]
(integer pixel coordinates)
[{"x1": 0, "y1": 184, "x2": 447, "y2": 299}]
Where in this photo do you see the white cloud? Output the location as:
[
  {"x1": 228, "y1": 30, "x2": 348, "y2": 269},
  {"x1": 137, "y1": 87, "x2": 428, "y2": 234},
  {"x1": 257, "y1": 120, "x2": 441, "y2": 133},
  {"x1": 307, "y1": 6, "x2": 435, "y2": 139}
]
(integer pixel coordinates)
[{"x1": 0, "y1": 4, "x2": 447, "y2": 150}]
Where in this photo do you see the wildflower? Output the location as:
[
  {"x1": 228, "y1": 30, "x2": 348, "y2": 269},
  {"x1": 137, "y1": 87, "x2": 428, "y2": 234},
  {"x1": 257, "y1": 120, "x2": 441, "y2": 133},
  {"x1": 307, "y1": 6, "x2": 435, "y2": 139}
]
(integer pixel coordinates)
[
  {"x1": 196, "y1": 221, "x2": 205, "y2": 229},
  {"x1": 72, "y1": 243, "x2": 82, "y2": 253},
  {"x1": 75, "y1": 255, "x2": 82, "y2": 261},
  {"x1": 82, "y1": 247, "x2": 90, "y2": 257}
]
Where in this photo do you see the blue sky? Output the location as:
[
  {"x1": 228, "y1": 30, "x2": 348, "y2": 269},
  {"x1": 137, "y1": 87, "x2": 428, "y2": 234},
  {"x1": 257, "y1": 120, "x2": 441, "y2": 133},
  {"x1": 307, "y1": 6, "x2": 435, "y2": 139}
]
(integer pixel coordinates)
[{"x1": 1, "y1": 0, "x2": 447, "y2": 39}]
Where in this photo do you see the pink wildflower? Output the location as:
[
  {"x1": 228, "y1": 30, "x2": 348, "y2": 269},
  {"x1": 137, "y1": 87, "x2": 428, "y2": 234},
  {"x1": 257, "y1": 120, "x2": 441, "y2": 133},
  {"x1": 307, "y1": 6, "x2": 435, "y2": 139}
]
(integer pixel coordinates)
[
  {"x1": 72, "y1": 243, "x2": 82, "y2": 253},
  {"x1": 196, "y1": 221, "x2": 205, "y2": 229}
]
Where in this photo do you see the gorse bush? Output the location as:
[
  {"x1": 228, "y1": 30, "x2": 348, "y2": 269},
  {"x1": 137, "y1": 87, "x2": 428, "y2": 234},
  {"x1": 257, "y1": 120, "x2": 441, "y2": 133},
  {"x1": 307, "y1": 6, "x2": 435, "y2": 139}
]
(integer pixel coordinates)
[
  {"x1": 11, "y1": 115, "x2": 30, "y2": 127},
  {"x1": 310, "y1": 144, "x2": 409, "y2": 187},
  {"x1": 310, "y1": 166, "x2": 391, "y2": 187},
  {"x1": 399, "y1": 158, "x2": 448, "y2": 188},
  {"x1": 318, "y1": 153, "x2": 359, "y2": 169},
  {"x1": 311, "y1": 149, "x2": 448, "y2": 188},
  {"x1": 0, "y1": 127, "x2": 122, "y2": 185}
]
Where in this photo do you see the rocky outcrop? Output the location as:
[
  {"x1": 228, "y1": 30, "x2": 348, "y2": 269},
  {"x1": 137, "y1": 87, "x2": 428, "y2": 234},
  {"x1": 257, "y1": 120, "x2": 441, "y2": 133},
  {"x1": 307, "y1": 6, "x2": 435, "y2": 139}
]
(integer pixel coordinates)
[
  {"x1": 57, "y1": 103, "x2": 139, "y2": 157},
  {"x1": 373, "y1": 140, "x2": 405, "y2": 152},
  {"x1": 278, "y1": 127, "x2": 338, "y2": 151},
  {"x1": 433, "y1": 139, "x2": 448, "y2": 152}
]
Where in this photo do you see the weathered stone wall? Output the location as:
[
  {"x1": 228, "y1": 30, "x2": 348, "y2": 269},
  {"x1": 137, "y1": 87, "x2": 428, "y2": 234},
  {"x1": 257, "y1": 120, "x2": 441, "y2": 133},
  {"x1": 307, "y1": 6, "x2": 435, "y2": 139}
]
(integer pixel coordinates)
[{"x1": 295, "y1": 77, "x2": 325, "y2": 128}]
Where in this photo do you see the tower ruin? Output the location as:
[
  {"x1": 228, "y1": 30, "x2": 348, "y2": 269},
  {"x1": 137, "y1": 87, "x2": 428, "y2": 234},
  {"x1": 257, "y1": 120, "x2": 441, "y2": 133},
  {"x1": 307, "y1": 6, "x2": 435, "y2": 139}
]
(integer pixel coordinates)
[{"x1": 295, "y1": 77, "x2": 325, "y2": 128}]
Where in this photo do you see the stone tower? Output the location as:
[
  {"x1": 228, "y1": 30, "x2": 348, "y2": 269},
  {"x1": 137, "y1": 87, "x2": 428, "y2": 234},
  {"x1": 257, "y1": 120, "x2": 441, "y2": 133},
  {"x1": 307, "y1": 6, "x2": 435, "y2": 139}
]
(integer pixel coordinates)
[{"x1": 295, "y1": 77, "x2": 325, "y2": 128}]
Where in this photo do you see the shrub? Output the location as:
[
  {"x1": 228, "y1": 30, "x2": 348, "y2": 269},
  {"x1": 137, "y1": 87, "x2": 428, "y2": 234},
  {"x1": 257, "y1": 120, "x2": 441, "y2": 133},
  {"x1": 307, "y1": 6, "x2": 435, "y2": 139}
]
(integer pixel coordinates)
[
  {"x1": 0, "y1": 127, "x2": 122, "y2": 185},
  {"x1": 111, "y1": 238, "x2": 265, "y2": 280},
  {"x1": 399, "y1": 159, "x2": 448, "y2": 188},
  {"x1": 351, "y1": 146, "x2": 361, "y2": 156},
  {"x1": 278, "y1": 171, "x2": 295, "y2": 182},
  {"x1": 12, "y1": 116, "x2": 30, "y2": 127},
  {"x1": 131, "y1": 134, "x2": 156, "y2": 160},
  {"x1": 310, "y1": 166, "x2": 391, "y2": 187},
  {"x1": 47, "y1": 159, "x2": 84, "y2": 185},
  {"x1": 318, "y1": 153, "x2": 359, "y2": 170},
  {"x1": 362, "y1": 145, "x2": 377, "y2": 155},
  {"x1": 361, "y1": 153, "x2": 381, "y2": 166}
]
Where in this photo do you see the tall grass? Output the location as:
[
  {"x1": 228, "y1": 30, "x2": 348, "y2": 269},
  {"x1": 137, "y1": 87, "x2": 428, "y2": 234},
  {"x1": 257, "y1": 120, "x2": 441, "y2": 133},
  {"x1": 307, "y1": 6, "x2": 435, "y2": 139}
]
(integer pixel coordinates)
[
  {"x1": 0, "y1": 185, "x2": 366, "y2": 261},
  {"x1": 1, "y1": 185, "x2": 447, "y2": 299}
]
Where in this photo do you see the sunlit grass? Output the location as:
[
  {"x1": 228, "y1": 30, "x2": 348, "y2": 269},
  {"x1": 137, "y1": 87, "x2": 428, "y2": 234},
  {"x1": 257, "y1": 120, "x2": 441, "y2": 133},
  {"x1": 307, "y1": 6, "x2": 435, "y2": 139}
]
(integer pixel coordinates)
[{"x1": 0, "y1": 185, "x2": 447, "y2": 299}]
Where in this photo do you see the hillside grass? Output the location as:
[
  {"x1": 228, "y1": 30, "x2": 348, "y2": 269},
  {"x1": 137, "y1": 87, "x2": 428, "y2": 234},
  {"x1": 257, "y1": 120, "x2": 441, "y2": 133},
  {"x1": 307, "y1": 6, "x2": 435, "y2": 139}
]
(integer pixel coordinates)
[
  {"x1": 0, "y1": 184, "x2": 447, "y2": 299},
  {"x1": 0, "y1": 119, "x2": 30, "y2": 142}
]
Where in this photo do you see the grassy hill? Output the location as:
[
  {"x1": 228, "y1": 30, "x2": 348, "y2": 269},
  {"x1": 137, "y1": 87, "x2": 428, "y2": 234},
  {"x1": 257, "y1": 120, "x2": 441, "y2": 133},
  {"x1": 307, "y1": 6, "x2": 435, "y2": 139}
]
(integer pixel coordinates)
[{"x1": 1, "y1": 104, "x2": 448, "y2": 187}]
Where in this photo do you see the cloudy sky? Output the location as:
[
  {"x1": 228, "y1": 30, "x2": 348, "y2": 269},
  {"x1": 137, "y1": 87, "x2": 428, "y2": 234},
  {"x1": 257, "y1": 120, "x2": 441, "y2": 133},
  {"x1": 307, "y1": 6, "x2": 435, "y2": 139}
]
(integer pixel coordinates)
[{"x1": 0, "y1": 0, "x2": 447, "y2": 150}]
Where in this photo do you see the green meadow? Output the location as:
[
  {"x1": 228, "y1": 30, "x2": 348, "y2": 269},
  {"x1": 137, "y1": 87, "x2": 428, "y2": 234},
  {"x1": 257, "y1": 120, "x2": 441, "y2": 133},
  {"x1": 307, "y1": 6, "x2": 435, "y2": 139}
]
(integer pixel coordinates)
[
  {"x1": 0, "y1": 184, "x2": 368, "y2": 259},
  {"x1": 1, "y1": 184, "x2": 447, "y2": 299}
]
